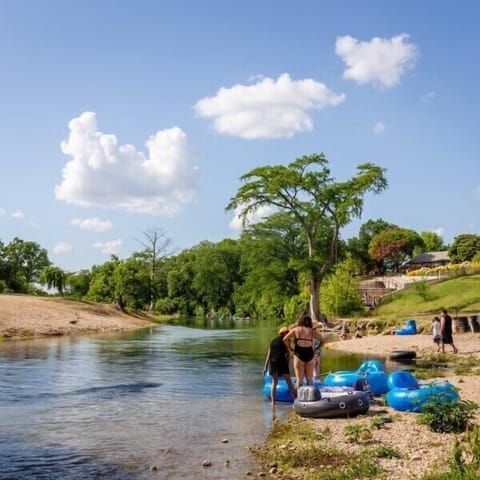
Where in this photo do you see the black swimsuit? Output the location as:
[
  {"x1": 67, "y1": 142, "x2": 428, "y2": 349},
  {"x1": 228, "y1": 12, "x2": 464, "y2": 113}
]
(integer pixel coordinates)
[{"x1": 294, "y1": 335, "x2": 314, "y2": 362}]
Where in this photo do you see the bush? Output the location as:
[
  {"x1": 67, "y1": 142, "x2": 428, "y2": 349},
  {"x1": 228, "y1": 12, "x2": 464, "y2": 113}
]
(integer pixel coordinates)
[{"x1": 418, "y1": 395, "x2": 478, "y2": 433}]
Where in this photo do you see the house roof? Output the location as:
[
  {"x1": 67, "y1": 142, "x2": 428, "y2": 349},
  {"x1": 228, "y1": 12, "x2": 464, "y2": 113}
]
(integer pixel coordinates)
[{"x1": 405, "y1": 251, "x2": 450, "y2": 265}]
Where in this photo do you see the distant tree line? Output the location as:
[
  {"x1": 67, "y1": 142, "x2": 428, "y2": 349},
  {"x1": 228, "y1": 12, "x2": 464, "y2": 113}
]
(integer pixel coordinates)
[{"x1": 1, "y1": 154, "x2": 480, "y2": 322}]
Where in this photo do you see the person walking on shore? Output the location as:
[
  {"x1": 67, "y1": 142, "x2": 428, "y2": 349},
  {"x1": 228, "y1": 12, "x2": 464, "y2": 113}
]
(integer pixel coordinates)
[
  {"x1": 440, "y1": 308, "x2": 458, "y2": 354},
  {"x1": 430, "y1": 316, "x2": 442, "y2": 353}
]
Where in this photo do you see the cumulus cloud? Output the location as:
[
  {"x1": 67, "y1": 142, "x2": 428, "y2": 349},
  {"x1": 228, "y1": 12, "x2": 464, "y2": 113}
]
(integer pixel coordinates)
[
  {"x1": 373, "y1": 122, "x2": 386, "y2": 135},
  {"x1": 194, "y1": 73, "x2": 345, "y2": 139},
  {"x1": 92, "y1": 238, "x2": 123, "y2": 255},
  {"x1": 55, "y1": 112, "x2": 199, "y2": 215},
  {"x1": 54, "y1": 242, "x2": 73, "y2": 254},
  {"x1": 71, "y1": 217, "x2": 113, "y2": 232},
  {"x1": 229, "y1": 203, "x2": 275, "y2": 231},
  {"x1": 10, "y1": 210, "x2": 24, "y2": 219},
  {"x1": 432, "y1": 227, "x2": 445, "y2": 237},
  {"x1": 0, "y1": 207, "x2": 5, "y2": 215},
  {"x1": 335, "y1": 34, "x2": 417, "y2": 88}
]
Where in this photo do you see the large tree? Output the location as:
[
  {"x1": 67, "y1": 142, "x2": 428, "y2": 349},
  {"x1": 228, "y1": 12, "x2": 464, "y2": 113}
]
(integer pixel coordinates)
[
  {"x1": 227, "y1": 153, "x2": 387, "y2": 324},
  {"x1": 368, "y1": 227, "x2": 424, "y2": 271}
]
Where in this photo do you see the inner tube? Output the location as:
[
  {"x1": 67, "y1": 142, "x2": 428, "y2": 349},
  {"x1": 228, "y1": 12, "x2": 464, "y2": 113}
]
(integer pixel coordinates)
[{"x1": 389, "y1": 350, "x2": 417, "y2": 361}]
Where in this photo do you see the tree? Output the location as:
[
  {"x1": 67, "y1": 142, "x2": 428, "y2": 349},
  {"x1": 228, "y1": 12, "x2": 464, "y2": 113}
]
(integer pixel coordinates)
[
  {"x1": 347, "y1": 218, "x2": 396, "y2": 274},
  {"x1": 320, "y1": 256, "x2": 365, "y2": 318},
  {"x1": 235, "y1": 212, "x2": 309, "y2": 319},
  {"x1": 2, "y1": 237, "x2": 50, "y2": 292},
  {"x1": 227, "y1": 153, "x2": 387, "y2": 324},
  {"x1": 368, "y1": 227, "x2": 424, "y2": 271},
  {"x1": 448, "y1": 234, "x2": 480, "y2": 263},
  {"x1": 414, "y1": 231, "x2": 445, "y2": 256},
  {"x1": 137, "y1": 228, "x2": 172, "y2": 311},
  {"x1": 39, "y1": 266, "x2": 67, "y2": 296},
  {"x1": 66, "y1": 269, "x2": 92, "y2": 299}
]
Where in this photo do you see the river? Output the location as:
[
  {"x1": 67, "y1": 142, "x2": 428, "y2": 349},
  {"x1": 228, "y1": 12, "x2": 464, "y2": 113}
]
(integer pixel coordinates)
[{"x1": 0, "y1": 320, "x2": 363, "y2": 479}]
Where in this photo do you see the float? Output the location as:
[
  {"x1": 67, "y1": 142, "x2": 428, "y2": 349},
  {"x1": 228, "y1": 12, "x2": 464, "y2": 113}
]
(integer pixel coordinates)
[
  {"x1": 389, "y1": 349, "x2": 417, "y2": 361},
  {"x1": 394, "y1": 319, "x2": 417, "y2": 335},
  {"x1": 386, "y1": 370, "x2": 458, "y2": 412},
  {"x1": 263, "y1": 375, "x2": 323, "y2": 403},
  {"x1": 323, "y1": 359, "x2": 389, "y2": 395},
  {"x1": 293, "y1": 385, "x2": 371, "y2": 418}
]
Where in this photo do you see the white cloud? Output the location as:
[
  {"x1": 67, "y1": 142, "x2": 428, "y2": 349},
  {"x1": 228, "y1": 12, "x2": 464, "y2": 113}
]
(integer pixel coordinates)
[
  {"x1": 0, "y1": 208, "x2": 5, "y2": 215},
  {"x1": 421, "y1": 91, "x2": 436, "y2": 103},
  {"x1": 335, "y1": 34, "x2": 417, "y2": 88},
  {"x1": 55, "y1": 112, "x2": 199, "y2": 215},
  {"x1": 229, "y1": 203, "x2": 275, "y2": 231},
  {"x1": 373, "y1": 122, "x2": 386, "y2": 135},
  {"x1": 54, "y1": 242, "x2": 73, "y2": 254},
  {"x1": 71, "y1": 217, "x2": 113, "y2": 232},
  {"x1": 194, "y1": 73, "x2": 345, "y2": 139},
  {"x1": 10, "y1": 210, "x2": 24, "y2": 219},
  {"x1": 92, "y1": 238, "x2": 123, "y2": 255}
]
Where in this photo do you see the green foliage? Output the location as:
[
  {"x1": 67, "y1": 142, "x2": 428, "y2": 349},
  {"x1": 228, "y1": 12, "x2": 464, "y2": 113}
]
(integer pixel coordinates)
[
  {"x1": 227, "y1": 153, "x2": 387, "y2": 323},
  {"x1": 320, "y1": 258, "x2": 365, "y2": 318},
  {"x1": 412, "y1": 280, "x2": 434, "y2": 301},
  {"x1": 346, "y1": 218, "x2": 396, "y2": 274},
  {"x1": 418, "y1": 396, "x2": 478, "y2": 433},
  {"x1": 414, "y1": 231, "x2": 445, "y2": 256},
  {"x1": 374, "y1": 274, "x2": 480, "y2": 321},
  {"x1": 39, "y1": 266, "x2": 67, "y2": 295},
  {"x1": 343, "y1": 423, "x2": 373, "y2": 443},
  {"x1": 448, "y1": 234, "x2": 480, "y2": 263},
  {"x1": 421, "y1": 426, "x2": 480, "y2": 480},
  {"x1": 66, "y1": 269, "x2": 92, "y2": 299},
  {"x1": 0, "y1": 280, "x2": 7, "y2": 293}
]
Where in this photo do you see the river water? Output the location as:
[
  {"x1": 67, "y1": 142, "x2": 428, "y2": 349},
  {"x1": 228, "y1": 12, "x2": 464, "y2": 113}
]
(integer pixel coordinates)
[{"x1": 0, "y1": 321, "x2": 363, "y2": 480}]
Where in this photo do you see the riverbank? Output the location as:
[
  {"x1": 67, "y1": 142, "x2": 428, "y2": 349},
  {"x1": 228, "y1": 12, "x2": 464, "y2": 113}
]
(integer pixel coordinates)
[
  {"x1": 254, "y1": 332, "x2": 480, "y2": 479},
  {"x1": 0, "y1": 294, "x2": 155, "y2": 339}
]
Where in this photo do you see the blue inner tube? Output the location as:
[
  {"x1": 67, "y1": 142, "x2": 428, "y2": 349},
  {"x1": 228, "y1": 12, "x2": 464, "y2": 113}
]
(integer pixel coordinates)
[{"x1": 386, "y1": 370, "x2": 458, "y2": 412}]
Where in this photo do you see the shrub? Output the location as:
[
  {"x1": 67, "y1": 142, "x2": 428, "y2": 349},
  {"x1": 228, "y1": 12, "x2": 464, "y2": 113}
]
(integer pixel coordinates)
[{"x1": 418, "y1": 395, "x2": 478, "y2": 433}]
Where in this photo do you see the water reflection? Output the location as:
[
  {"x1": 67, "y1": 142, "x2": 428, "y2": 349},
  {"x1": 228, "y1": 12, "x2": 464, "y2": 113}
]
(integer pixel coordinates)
[{"x1": 0, "y1": 319, "x2": 369, "y2": 479}]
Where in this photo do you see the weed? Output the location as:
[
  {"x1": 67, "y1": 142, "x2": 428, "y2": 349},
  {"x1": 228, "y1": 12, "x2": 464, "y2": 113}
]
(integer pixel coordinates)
[
  {"x1": 418, "y1": 395, "x2": 478, "y2": 433},
  {"x1": 343, "y1": 423, "x2": 373, "y2": 443}
]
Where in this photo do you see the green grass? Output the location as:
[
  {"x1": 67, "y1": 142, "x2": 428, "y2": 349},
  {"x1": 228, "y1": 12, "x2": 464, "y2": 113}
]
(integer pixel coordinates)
[{"x1": 373, "y1": 274, "x2": 480, "y2": 325}]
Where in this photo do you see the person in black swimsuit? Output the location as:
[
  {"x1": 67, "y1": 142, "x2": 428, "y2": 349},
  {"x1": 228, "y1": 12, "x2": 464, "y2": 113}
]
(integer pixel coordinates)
[
  {"x1": 283, "y1": 312, "x2": 325, "y2": 395},
  {"x1": 263, "y1": 326, "x2": 296, "y2": 405},
  {"x1": 440, "y1": 308, "x2": 458, "y2": 354}
]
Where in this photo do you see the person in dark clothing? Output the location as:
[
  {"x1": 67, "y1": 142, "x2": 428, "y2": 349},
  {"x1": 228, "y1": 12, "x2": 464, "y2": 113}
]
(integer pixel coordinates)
[
  {"x1": 440, "y1": 308, "x2": 458, "y2": 354},
  {"x1": 263, "y1": 326, "x2": 295, "y2": 405},
  {"x1": 283, "y1": 312, "x2": 325, "y2": 396}
]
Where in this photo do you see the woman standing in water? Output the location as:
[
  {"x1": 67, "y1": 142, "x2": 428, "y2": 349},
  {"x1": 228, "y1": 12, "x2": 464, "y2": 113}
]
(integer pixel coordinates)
[
  {"x1": 263, "y1": 326, "x2": 296, "y2": 405},
  {"x1": 283, "y1": 312, "x2": 325, "y2": 394}
]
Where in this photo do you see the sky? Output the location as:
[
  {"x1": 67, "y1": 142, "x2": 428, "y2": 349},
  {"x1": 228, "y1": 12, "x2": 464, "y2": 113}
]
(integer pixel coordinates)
[{"x1": 1, "y1": 0, "x2": 479, "y2": 272}]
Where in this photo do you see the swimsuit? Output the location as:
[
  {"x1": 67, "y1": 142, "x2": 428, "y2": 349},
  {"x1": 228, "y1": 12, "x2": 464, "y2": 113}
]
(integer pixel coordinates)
[{"x1": 294, "y1": 334, "x2": 314, "y2": 362}]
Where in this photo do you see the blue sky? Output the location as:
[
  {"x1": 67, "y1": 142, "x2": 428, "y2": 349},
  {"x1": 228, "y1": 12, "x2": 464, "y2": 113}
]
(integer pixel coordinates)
[{"x1": 1, "y1": 0, "x2": 479, "y2": 272}]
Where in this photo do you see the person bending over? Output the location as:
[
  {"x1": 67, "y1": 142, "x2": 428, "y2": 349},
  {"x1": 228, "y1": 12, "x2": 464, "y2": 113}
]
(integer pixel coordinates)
[{"x1": 263, "y1": 326, "x2": 296, "y2": 405}]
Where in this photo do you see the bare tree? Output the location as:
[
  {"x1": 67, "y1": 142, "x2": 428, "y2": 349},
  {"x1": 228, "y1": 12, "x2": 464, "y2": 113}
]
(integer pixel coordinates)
[{"x1": 137, "y1": 228, "x2": 172, "y2": 311}]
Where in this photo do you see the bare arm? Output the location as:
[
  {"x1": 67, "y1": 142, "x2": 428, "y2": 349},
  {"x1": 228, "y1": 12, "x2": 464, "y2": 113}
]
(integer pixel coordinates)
[{"x1": 263, "y1": 348, "x2": 271, "y2": 375}]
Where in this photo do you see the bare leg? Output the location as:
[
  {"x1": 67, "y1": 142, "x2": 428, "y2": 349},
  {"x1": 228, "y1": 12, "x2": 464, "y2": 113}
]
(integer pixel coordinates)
[
  {"x1": 284, "y1": 374, "x2": 296, "y2": 399},
  {"x1": 293, "y1": 356, "x2": 306, "y2": 395},
  {"x1": 304, "y1": 359, "x2": 315, "y2": 386},
  {"x1": 270, "y1": 374, "x2": 278, "y2": 405}
]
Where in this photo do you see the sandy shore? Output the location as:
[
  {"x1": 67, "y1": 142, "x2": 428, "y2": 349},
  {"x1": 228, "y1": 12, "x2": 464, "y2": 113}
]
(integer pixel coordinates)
[
  {"x1": 326, "y1": 330, "x2": 480, "y2": 358},
  {"x1": 0, "y1": 294, "x2": 155, "y2": 339}
]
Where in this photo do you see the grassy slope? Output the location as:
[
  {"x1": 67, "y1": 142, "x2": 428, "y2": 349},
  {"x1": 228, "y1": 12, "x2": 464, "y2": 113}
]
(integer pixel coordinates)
[{"x1": 373, "y1": 274, "x2": 480, "y2": 328}]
